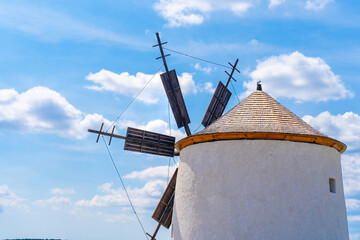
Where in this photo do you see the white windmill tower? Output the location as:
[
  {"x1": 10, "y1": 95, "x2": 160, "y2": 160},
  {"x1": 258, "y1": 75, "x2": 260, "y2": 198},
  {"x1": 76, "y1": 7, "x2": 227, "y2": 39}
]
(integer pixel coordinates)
[{"x1": 172, "y1": 82, "x2": 349, "y2": 240}]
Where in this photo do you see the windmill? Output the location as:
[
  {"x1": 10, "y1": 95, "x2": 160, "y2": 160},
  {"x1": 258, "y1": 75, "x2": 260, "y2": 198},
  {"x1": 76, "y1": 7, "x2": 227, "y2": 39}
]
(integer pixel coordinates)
[
  {"x1": 88, "y1": 32, "x2": 240, "y2": 240},
  {"x1": 88, "y1": 32, "x2": 350, "y2": 240}
]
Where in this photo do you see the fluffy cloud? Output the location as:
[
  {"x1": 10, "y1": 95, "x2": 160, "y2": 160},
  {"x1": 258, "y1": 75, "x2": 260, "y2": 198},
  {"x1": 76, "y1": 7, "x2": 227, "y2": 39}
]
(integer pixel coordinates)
[
  {"x1": 305, "y1": 0, "x2": 333, "y2": 10},
  {"x1": 33, "y1": 196, "x2": 72, "y2": 210},
  {"x1": 0, "y1": 86, "x2": 187, "y2": 141},
  {"x1": 194, "y1": 63, "x2": 213, "y2": 74},
  {"x1": 348, "y1": 215, "x2": 360, "y2": 222},
  {"x1": 34, "y1": 187, "x2": 76, "y2": 210},
  {"x1": 96, "y1": 211, "x2": 135, "y2": 223},
  {"x1": 198, "y1": 82, "x2": 215, "y2": 94},
  {"x1": 125, "y1": 165, "x2": 176, "y2": 180},
  {"x1": 76, "y1": 180, "x2": 167, "y2": 208},
  {"x1": 346, "y1": 198, "x2": 360, "y2": 211},
  {"x1": 153, "y1": 0, "x2": 253, "y2": 27},
  {"x1": 0, "y1": 185, "x2": 28, "y2": 211},
  {"x1": 243, "y1": 52, "x2": 352, "y2": 102},
  {"x1": 0, "y1": 87, "x2": 111, "y2": 139},
  {"x1": 350, "y1": 233, "x2": 360, "y2": 240},
  {"x1": 51, "y1": 188, "x2": 76, "y2": 195},
  {"x1": 303, "y1": 111, "x2": 360, "y2": 150},
  {"x1": 341, "y1": 154, "x2": 360, "y2": 197},
  {"x1": 76, "y1": 164, "x2": 179, "y2": 209},
  {"x1": 86, "y1": 69, "x2": 196, "y2": 104},
  {"x1": 268, "y1": 0, "x2": 286, "y2": 8}
]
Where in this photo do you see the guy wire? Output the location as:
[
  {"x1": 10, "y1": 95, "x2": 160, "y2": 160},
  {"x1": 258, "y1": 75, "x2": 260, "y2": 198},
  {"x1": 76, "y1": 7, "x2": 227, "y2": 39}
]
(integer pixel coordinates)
[
  {"x1": 101, "y1": 136, "x2": 149, "y2": 240},
  {"x1": 163, "y1": 47, "x2": 232, "y2": 69},
  {"x1": 230, "y1": 80, "x2": 241, "y2": 103}
]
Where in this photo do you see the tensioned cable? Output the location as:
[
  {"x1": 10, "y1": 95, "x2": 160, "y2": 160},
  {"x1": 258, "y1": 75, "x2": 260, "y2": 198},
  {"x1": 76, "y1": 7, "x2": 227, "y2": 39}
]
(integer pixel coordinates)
[
  {"x1": 167, "y1": 102, "x2": 171, "y2": 184},
  {"x1": 193, "y1": 123, "x2": 203, "y2": 133},
  {"x1": 101, "y1": 136, "x2": 149, "y2": 240},
  {"x1": 106, "y1": 64, "x2": 164, "y2": 132},
  {"x1": 230, "y1": 80, "x2": 241, "y2": 103},
  {"x1": 171, "y1": 157, "x2": 178, "y2": 167},
  {"x1": 163, "y1": 47, "x2": 232, "y2": 69}
]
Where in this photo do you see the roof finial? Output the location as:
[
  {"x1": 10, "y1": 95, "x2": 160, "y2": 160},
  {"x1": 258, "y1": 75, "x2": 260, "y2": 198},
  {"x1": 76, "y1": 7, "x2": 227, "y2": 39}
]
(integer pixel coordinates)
[{"x1": 257, "y1": 81, "x2": 262, "y2": 91}]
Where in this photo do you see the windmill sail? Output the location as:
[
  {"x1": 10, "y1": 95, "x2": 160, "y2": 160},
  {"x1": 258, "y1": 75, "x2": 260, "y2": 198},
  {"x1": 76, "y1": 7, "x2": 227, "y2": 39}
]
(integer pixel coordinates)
[
  {"x1": 160, "y1": 69, "x2": 191, "y2": 129},
  {"x1": 202, "y1": 81, "x2": 232, "y2": 127},
  {"x1": 124, "y1": 127, "x2": 175, "y2": 157},
  {"x1": 152, "y1": 168, "x2": 178, "y2": 229}
]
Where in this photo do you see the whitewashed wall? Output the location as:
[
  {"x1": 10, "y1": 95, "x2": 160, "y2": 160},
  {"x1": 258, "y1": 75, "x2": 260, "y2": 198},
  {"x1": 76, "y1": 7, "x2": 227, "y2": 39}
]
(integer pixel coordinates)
[{"x1": 172, "y1": 140, "x2": 349, "y2": 240}]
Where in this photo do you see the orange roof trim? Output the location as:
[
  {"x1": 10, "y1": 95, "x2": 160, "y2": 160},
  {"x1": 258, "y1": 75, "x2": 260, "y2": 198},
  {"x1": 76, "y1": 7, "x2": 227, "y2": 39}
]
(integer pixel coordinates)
[{"x1": 175, "y1": 132, "x2": 346, "y2": 153}]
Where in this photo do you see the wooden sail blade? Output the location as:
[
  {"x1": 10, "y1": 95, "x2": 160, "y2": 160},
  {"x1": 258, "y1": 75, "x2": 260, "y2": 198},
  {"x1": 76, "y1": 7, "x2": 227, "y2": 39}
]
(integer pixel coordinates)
[
  {"x1": 201, "y1": 81, "x2": 232, "y2": 127},
  {"x1": 160, "y1": 69, "x2": 191, "y2": 129},
  {"x1": 124, "y1": 127, "x2": 175, "y2": 157},
  {"x1": 152, "y1": 168, "x2": 178, "y2": 229}
]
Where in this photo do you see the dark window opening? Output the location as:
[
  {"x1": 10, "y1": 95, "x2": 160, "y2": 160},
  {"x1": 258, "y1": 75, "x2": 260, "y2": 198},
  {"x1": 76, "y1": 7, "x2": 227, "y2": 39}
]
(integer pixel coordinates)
[{"x1": 329, "y1": 178, "x2": 336, "y2": 193}]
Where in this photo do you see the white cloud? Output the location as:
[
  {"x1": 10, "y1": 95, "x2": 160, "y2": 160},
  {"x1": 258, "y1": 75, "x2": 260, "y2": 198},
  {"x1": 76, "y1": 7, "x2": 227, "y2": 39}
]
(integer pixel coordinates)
[
  {"x1": 348, "y1": 215, "x2": 360, "y2": 222},
  {"x1": 350, "y1": 234, "x2": 360, "y2": 240},
  {"x1": 346, "y1": 198, "x2": 360, "y2": 211},
  {"x1": 341, "y1": 154, "x2": 360, "y2": 197},
  {"x1": 125, "y1": 165, "x2": 176, "y2": 180},
  {"x1": 303, "y1": 111, "x2": 360, "y2": 150},
  {"x1": 194, "y1": 63, "x2": 213, "y2": 74},
  {"x1": 33, "y1": 196, "x2": 72, "y2": 210},
  {"x1": 77, "y1": 165, "x2": 178, "y2": 209},
  {"x1": 231, "y1": 2, "x2": 253, "y2": 16},
  {"x1": 96, "y1": 211, "x2": 135, "y2": 223},
  {"x1": 0, "y1": 2, "x2": 144, "y2": 47},
  {"x1": 154, "y1": 0, "x2": 254, "y2": 27},
  {"x1": 76, "y1": 180, "x2": 167, "y2": 208},
  {"x1": 0, "y1": 185, "x2": 28, "y2": 211},
  {"x1": 0, "y1": 87, "x2": 111, "y2": 139},
  {"x1": 34, "y1": 188, "x2": 76, "y2": 210},
  {"x1": 199, "y1": 82, "x2": 215, "y2": 94},
  {"x1": 268, "y1": 0, "x2": 286, "y2": 8},
  {"x1": 305, "y1": 0, "x2": 333, "y2": 10},
  {"x1": 86, "y1": 69, "x2": 197, "y2": 104},
  {"x1": 51, "y1": 188, "x2": 76, "y2": 195},
  {"x1": 154, "y1": 0, "x2": 210, "y2": 27},
  {"x1": 244, "y1": 51, "x2": 352, "y2": 102},
  {"x1": 249, "y1": 39, "x2": 259, "y2": 46}
]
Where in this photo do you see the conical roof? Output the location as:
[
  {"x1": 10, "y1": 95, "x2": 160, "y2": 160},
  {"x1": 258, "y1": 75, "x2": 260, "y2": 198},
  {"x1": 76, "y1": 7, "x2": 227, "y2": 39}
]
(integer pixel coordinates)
[
  {"x1": 176, "y1": 90, "x2": 346, "y2": 153},
  {"x1": 196, "y1": 90, "x2": 326, "y2": 136}
]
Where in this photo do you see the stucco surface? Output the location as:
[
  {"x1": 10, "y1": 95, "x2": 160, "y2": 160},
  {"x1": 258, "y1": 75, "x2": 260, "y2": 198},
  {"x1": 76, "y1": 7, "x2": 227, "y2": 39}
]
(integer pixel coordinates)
[{"x1": 172, "y1": 140, "x2": 349, "y2": 240}]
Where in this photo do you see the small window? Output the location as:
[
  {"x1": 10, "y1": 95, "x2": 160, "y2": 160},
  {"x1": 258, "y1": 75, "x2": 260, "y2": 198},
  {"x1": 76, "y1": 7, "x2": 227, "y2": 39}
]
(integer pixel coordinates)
[{"x1": 329, "y1": 178, "x2": 336, "y2": 193}]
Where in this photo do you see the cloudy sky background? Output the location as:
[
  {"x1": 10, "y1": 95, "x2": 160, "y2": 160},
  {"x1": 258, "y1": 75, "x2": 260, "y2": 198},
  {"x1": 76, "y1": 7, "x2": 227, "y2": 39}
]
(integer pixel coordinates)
[{"x1": 0, "y1": 0, "x2": 360, "y2": 239}]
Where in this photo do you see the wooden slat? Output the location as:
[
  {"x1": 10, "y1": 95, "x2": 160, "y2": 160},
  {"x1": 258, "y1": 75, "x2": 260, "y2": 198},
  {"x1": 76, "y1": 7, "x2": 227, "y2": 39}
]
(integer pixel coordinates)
[
  {"x1": 202, "y1": 81, "x2": 232, "y2": 127},
  {"x1": 124, "y1": 127, "x2": 175, "y2": 157},
  {"x1": 152, "y1": 168, "x2": 178, "y2": 229},
  {"x1": 160, "y1": 70, "x2": 191, "y2": 129}
]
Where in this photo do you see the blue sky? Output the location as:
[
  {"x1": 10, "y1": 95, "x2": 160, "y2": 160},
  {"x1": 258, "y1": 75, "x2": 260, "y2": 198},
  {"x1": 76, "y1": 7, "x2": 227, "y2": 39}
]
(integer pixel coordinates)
[{"x1": 0, "y1": 0, "x2": 359, "y2": 239}]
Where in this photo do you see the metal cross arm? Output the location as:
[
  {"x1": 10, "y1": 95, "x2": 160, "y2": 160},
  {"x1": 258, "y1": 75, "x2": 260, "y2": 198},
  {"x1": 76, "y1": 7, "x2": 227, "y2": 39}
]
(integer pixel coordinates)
[
  {"x1": 156, "y1": 54, "x2": 170, "y2": 60},
  {"x1": 225, "y1": 58, "x2": 240, "y2": 87},
  {"x1": 154, "y1": 32, "x2": 170, "y2": 73},
  {"x1": 88, "y1": 124, "x2": 125, "y2": 145},
  {"x1": 228, "y1": 61, "x2": 241, "y2": 73},
  {"x1": 225, "y1": 70, "x2": 237, "y2": 82}
]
